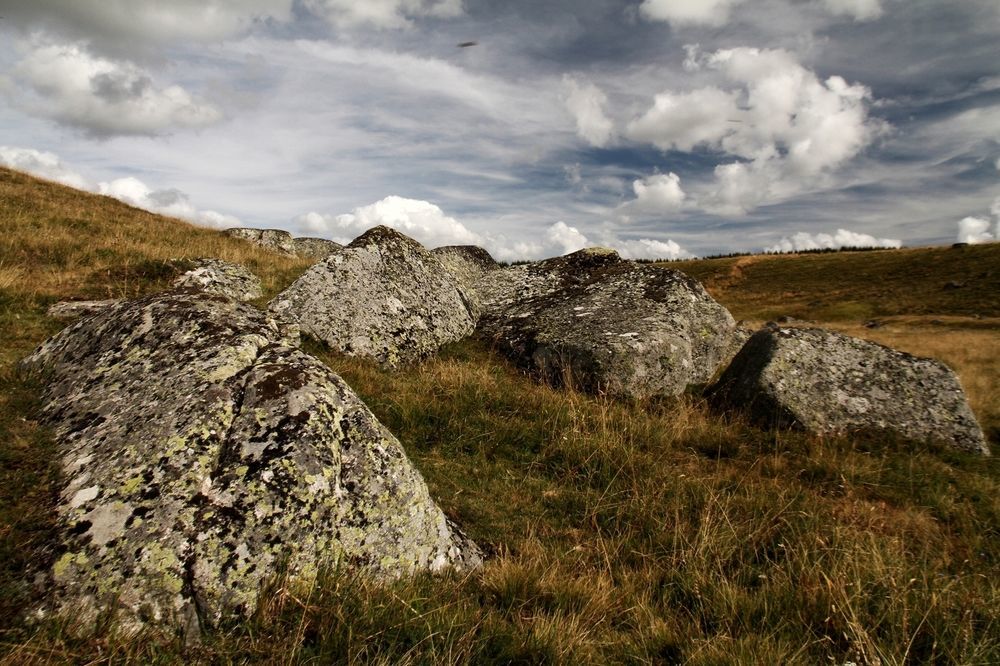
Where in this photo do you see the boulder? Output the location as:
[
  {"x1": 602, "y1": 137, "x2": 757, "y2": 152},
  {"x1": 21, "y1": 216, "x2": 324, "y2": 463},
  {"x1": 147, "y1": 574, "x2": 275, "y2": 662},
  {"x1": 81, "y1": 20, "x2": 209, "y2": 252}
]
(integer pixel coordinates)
[
  {"x1": 21, "y1": 289, "x2": 482, "y2": 637},
  {"x1": 46, "y1": 299, "x2": 119, "y2": 320},
  {"x1": 171, "y1": 258, "x2": 263, "y2": 302},
  {"x1": 223, "y1": 228, "x2": 297, "y2": 256},
  {"x1": 477, "y1": 248, "x2": 741, "y2": 399},
  {"x1": 269, "y1": 226, "x2": 476, "y2": 367},
  {"x1": 708, "y1": 327, "x2": 989, "y2": 454},
  {"x1": 432, "y1": 245, "x2": 499, "y2": 290},
  {"x1": 431, "y1": 245, "x2": 500, "y2": 321},
  {"x1": 291, "y1": 237, "x2": 342, "y2": 260}
]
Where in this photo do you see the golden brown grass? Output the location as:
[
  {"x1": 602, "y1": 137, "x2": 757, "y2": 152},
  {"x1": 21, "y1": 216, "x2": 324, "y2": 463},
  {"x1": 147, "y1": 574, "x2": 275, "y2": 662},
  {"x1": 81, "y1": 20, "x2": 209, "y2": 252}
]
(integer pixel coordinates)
[
  {"x1": 0, "y1": 167, "x2": 312, "y2": 303},
  {"x1": 0, "y1": 167, "x2": 997, "y2": 664}
]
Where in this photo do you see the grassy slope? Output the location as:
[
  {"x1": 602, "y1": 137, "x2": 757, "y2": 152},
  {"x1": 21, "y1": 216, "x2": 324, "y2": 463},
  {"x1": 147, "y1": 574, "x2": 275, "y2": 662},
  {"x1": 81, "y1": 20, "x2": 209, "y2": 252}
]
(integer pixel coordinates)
[{"x1": 1, "y1": 168, "x2": 997, "y2": 664}]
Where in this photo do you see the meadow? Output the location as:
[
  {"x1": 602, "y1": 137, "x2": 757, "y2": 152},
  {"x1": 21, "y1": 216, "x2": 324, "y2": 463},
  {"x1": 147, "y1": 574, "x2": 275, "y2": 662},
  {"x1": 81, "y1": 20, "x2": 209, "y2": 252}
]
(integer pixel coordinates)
[{"x1": 1, "y1": 167, "x2": 997, "y2": 664}]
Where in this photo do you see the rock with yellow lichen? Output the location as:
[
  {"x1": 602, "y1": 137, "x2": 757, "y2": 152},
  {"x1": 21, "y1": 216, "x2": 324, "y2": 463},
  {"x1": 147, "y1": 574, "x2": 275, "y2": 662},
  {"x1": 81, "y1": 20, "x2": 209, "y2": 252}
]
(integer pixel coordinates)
[
  {"x1": 20, "y1": 289, "x2": 482, "y2": 640},
  {"x1": 269, "y1": 226, "x2": 476, "y2": 367}
]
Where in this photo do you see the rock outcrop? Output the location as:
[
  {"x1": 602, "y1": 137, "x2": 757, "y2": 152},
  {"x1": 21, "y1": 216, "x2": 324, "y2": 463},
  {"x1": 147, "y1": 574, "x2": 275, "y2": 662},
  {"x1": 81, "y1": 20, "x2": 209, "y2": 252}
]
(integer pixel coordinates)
[
  {"x1": 708, "y1": 327, "x2": 989, "y2": 454},
  {"x1": 291, "y1": 237, "x2": 342, "y2": 260},
  {"x1": 172, "y1": 258, "x2": 263, "y2": 302},
  {"x1": 431, "y1": 245, "x2": 499, "y2": 322},
  {"x1": 477, "y1": 248, "x2": 741, "y2": 399},
  {"x1": 269, "y1": 226, "x2": 476, "y2": 367},
  {"x1": 21, "y1": 289, "x2": 482, "y2": 637},
  {"x1": 223, "y1": 228, "x2": 298, "y2": 256}
]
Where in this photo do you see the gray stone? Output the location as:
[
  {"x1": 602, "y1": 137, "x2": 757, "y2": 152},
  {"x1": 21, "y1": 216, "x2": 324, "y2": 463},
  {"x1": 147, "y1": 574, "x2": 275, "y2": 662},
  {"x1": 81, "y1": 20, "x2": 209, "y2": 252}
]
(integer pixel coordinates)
[
  {"x1": 223, "y1": 228, "x2": 342, "y2": 260},
  {"x1": 46, "y1": 300, "x2": 119, "y2": 320},
  {"x1": 291, "y1": 237, "x2": 342, "y2": 260},
  {"x1": 269, "y1": 226, "x2": 476, "y2": 367},
  {"x1": 171, "y1": 258, "x2": 263, "y2": 302},
  {"x1": 431, "y1": 245, "x2": 499, "y2": 322},
  {"x1": 477, "y1": 248, "x2": 741, "y2": 399},
  {"x1": 20, "y1": 289, "x2": 482, "y2": 637},
  {"x1": 708, "y1": 326, "x2": 989, "y2": 454},
  {"x1": 223, "y1": 228, "x2": 297, "y2": 256}
]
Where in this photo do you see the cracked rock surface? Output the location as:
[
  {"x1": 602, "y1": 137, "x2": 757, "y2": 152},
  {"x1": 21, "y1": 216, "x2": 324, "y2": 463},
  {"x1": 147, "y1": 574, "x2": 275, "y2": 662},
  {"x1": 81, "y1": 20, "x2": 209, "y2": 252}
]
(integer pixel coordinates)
[
  {"x1": 708, "y1": 327, "x2": 989, "y2": 454},
  {"x1": 477, "y1": 248, "x2": 741, "y2": 399},
  {"x1": 172, "y1": 258, "x2": 263, "y2": 302},
  {"x1": 21, "y1": 289, "x2": 482, "y2": 637},
  {"x1": 269, "y1": 226, "x2": 476, "y2": 367}
]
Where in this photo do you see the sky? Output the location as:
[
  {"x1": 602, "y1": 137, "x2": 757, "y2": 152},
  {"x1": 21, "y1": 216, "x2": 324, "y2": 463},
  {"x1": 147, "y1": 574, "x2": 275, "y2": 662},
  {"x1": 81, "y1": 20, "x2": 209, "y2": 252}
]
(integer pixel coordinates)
[{"x1": 1, "y1": 0, "x2": 998, "y2": 260}]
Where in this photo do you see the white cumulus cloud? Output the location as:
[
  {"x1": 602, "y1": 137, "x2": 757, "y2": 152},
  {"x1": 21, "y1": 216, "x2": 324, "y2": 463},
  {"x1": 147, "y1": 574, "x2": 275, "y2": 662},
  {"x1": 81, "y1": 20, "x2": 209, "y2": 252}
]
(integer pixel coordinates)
[
  {"x1": 296, "y1": 196, "x2": 691, "y2": 261},
  {"x1": 620, "y1": 172, "x2": 686, "y2": 217},
  {"x1": 1, "y1": 144, "x2": 243, "y2": 228},
  {"x1": 610, "y1": 237, "x2": 693, "y2": 260},
  {"x1": 302, "y1": 0, "x2": 463, "y2": 29},
  {"x1": 639, "y1": 0, "x2": 744, "y2": 27},
  {"x1": 13, "y1": 41, "x2": 222, "y2": 137},
  {"x1": 0, "y1": 146, "x2": 91, "y2": 190},
  {"x1": 627, "y1": 87, "x2": 738, "y2": 152},
  {"x1": 296, "y1": 196, "x2": 481, "y2": 247},
  {"x1": 957, "y1": 217, "x2": 995, "y2": 244},
  {"x1": 765, "y1": 228, "x2": 901, "y2": 253},
  {"x1": 563, "y1": 76, "x2": 615, "y2": 147},
  {"x1": 956, "y1": 196, "x2": 1000, "y2": 244},
  {"x1": 98, "y1": 177, "x2": 239, "y2": 229},
  {"x1": 629, "y1": 47, "x2": 882, "y2": 216}
]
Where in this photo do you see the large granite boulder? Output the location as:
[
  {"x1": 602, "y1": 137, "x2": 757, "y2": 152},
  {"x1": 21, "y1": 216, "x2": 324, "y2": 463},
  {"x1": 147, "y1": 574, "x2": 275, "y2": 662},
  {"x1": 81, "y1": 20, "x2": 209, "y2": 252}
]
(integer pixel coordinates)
[
  {"x1": 20, "y1": 289, "x2": 482, "y2": 637},
  {"x1": 430, "y1": 245, "x2": 500, "y2": 322},
  {"x1": 292, "y1": 236, "x2": 342, "y2": 260},
  {"x1": 477, "y1": 248, "x2": 741, "y2": 399},
  {"x1": 223, "y1": 228, "x2": 297, "y2": 256},
  {"x1": 269, "y1": 226, "x2": 476, "y2": 367},
  {"x1": 708, "y1": 327, "x2": 989, "y2": 454},
  {"x1": 171, "y1": 258, "x2": 263, "y2": 302}
]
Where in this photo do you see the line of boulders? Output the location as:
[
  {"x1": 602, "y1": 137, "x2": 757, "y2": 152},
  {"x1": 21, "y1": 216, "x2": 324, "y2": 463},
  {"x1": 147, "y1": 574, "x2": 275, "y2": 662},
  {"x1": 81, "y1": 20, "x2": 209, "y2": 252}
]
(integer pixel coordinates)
[{"x1": 24, "y1": 224, "x2": 989, "y2": 638}]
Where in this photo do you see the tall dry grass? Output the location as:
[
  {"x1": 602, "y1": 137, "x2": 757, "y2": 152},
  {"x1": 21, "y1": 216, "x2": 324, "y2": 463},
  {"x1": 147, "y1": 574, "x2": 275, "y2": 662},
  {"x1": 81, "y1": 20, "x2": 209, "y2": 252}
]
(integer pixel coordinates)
[{"x1": 0, "y1": 167, "x2": 997, "y2": 663}]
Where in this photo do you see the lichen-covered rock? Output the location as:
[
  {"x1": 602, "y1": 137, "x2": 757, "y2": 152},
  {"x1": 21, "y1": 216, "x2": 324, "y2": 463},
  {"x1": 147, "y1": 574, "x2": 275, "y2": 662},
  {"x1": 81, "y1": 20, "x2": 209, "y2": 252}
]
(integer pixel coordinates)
[
  {"x1": 291, "y1": 237, "x2": 342, "y2": 259},
  {"x1": 223, "y1": 228, "x2": 342, "y2": 260},
  {"x1": 475, "y1": 247, "x2": 621, "y2": 312},
  {"x1": 21, "y1": 290, "x2": 482, "y2": 637},
  {"x1": 223, "y1": 227, "x2": 298, "y2": 256},
  {"x1": 708, "y1": 327, "x2": 990, "y2": 454},
  {"x1": 171, "y1": 258, "x2": 263, "y2": 302},
  {"x1": 478, "y1": 249, "x2": 740, "y2": 399},
  {"x1": 46, "y1": 299, "x2": 120, "y2": 320},
  {"x1": 269, "y1": 226, "x2": 476, "y2": 367},
  {"x1": 431, "y1": 245, "x2": 499, "y2": 322}
]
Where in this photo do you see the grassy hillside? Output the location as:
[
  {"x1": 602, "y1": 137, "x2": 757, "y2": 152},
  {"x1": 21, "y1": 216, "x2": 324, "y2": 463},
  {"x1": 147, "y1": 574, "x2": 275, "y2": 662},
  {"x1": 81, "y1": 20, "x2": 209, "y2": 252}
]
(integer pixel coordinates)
[
  {"x1": 670, "y1": 247, "x2": 1000, "y2": 322},
  {"x1": 1, "y1": 168, "x2": 997, "y2": 664}
]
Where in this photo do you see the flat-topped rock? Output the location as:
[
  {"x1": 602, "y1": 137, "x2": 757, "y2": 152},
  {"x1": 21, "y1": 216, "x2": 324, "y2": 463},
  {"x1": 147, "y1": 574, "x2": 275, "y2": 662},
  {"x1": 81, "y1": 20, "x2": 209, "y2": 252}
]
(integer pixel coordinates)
[
  {"x1": 21, "y1": 290, "x2": 482, "y2": 637},
  {"x1": 269, "y1": 226, "x2": 476, "y2": 367},
  {"x1": 708, "y1": 326, "x2": 989, "y2": 454},
  {"x1": 478, "y1": 249, "x2": 741, "y2": 399},
  {"x1": 171, "y1": 258, "x2": 263, "y2": 302}
]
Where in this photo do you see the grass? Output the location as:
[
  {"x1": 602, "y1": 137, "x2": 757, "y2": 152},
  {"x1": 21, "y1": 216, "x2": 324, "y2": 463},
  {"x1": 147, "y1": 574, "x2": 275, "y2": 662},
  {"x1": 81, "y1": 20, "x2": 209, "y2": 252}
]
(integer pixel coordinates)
[{"x1": 0, "y1": 168, "x2": 998, "y2": 664}]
